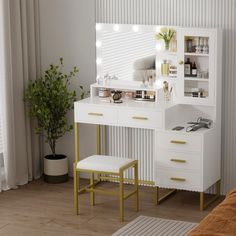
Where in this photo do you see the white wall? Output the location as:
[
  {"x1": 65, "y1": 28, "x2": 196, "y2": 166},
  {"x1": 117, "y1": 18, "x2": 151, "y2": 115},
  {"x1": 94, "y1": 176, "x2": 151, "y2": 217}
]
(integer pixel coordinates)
[
  {"x1": 39, "y1": 0, "x2": 96, "y2": 176},
  {"x1": 96, "y1": 0, "x2": 236, "y2": 194}
]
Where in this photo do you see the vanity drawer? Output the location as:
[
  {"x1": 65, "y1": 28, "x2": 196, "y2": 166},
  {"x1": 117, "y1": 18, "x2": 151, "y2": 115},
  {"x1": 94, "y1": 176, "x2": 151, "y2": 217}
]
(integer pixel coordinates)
[
  {"x1": 75, "y1": 104, "x2": 118, "y2": 125},
  {"x1": 157, "y1": 132, "x2": 202, "y2": 153},
  {"x1": 156, "y1": 168, "x2": 202, "y2": 191},
  {"x1": 156, "y1": 151, "x2": 202, "y2": 170},
  {"x1": 118, "y1": 109, "x2": 163, "y2": 129}
]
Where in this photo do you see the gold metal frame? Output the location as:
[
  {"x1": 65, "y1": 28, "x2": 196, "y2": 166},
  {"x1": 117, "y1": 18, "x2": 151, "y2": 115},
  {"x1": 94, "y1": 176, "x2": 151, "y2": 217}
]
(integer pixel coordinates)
[
  {"x1": 74, "y1": 122, "x2": 220, "y2": 213},
  {"x1": 75, "y1": 160, "x2": 139, "y2": 222},
  {"x1": 156, "y1": 187, "x2": 177, "y2": 205},
  {"x1": 74, "y1": 122, "x2": 139, "y2": 221},
  {"x1": 99, "y1": 175, "x2": 154, "y2": 186},
  {"x1": 200, "y1": 179, "x2": 221, "y2": 211}
]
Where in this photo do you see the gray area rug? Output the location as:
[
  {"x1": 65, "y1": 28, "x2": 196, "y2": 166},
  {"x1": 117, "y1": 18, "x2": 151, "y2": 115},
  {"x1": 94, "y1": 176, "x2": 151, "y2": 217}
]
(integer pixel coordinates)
[{"x1": 112, "y1": 215, "x2": 198, "y2": 236}]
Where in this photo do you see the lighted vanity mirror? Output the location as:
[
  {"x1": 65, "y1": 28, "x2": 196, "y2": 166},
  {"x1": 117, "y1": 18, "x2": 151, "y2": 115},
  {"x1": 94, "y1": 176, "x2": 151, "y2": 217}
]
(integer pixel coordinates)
[{"x1": 96, "y1": 24, "x2": 158, "y2": 82}]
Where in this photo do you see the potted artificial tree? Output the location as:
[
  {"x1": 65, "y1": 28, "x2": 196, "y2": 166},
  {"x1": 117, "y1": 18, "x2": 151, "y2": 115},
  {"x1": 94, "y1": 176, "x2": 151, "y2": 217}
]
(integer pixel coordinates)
[{"x1": 24, "y1": 58, "x2": 79, "y2": 183}]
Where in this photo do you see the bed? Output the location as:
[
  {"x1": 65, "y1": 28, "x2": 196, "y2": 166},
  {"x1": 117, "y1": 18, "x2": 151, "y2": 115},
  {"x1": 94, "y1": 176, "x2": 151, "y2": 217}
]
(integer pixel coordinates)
[{"x1": 189, "y1": 189, "x2": 236, "y2": 235}]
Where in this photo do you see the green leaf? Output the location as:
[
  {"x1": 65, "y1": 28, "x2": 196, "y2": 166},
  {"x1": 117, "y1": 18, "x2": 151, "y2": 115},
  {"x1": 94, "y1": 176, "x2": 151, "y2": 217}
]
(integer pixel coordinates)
[{"x1": 155, "y1": 28, "x2": 175, "y2": 42}]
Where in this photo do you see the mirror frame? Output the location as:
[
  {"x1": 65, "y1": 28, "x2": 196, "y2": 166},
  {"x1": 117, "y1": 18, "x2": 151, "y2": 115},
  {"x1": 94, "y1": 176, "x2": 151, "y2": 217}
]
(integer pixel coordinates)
[{"x1": 95, "y1": 23, "x2": 162, "y2": 81}]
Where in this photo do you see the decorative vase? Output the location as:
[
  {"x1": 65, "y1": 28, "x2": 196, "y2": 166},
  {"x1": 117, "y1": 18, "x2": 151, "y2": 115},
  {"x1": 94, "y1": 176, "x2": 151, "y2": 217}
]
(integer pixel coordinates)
[
  {"x1": 44, "y1": 154, "x2": 68, "y2": 183},
  {"x1": 164, "y1": 41, "x2": 170, "y2": 51}
]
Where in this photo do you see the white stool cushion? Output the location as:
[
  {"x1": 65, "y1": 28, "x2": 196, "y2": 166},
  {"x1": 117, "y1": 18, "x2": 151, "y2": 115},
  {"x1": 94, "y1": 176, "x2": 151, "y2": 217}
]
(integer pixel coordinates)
[{"x1": 77, "y1": 155, "x2": 134, "y2": 173}]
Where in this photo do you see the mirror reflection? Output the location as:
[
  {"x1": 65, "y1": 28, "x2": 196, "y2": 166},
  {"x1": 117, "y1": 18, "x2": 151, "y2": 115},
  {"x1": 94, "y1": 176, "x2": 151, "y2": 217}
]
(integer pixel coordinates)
[{"x1": 96, "y1": 25, "x2": 157, "y2": 82}]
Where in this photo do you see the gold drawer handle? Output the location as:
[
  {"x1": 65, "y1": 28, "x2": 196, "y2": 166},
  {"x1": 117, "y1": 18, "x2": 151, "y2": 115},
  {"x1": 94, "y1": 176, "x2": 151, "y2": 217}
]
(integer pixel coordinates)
[
  {"x1": 132, "y1": 116, "x2": 148, "y2": 120},
  {"x1": 170, "y1": 140, "x2": 186, "y2": 144},
  {"x1": 88, "y1": 112, "x2": 103, "y2": 116},
  {"x1": 170, "y1": 177, "x2": 186, "y2": 182},
  {"x1": 170, "y1": 159, "x2": 186, "y2": 163}
]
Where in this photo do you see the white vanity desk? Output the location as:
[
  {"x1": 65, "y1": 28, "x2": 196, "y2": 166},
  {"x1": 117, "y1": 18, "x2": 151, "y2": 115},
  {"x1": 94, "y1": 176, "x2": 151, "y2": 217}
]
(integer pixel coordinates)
[
  {"x1": 74, "y1": 23, "x2": 222, "y2": 210},
  {"x1": 74, "y1": 84, "x2": 220, "y2": 210}
]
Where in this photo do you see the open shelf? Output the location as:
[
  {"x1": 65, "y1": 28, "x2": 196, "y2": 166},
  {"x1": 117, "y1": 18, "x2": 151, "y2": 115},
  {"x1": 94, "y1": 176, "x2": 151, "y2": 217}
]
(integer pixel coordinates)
[
  {"x1": 159, "y1": 76, "x2": 178, "y2": 81},
  {"x1": 184, "y1": 53, "x2": 209, "y2": 57},
  {"x1": 158, "y1": 51, "x2": 177, "y2": 57},
  {"x1": 91, "y1": 83, "x2": 158, "y2": 92},
  {"x1": 184, "y1": 77, "x2": 209, "y2": 82}
]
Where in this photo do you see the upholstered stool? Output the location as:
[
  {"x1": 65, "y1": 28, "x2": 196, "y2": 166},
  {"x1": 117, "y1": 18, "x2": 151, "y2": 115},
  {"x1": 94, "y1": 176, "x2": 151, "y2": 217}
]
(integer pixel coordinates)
[{"x1": 74, "y1": 155, "x2": 139, "y2": 221}]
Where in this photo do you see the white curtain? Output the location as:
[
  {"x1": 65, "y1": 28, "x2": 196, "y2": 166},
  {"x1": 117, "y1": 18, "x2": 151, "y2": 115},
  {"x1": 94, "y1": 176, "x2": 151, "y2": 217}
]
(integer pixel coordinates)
[
  {"x1": 0, "y1": 0, "x2": 7, "y2": 191},
  {"x1": 0, "y1": 0, "x2": 42, "y2": 191}
]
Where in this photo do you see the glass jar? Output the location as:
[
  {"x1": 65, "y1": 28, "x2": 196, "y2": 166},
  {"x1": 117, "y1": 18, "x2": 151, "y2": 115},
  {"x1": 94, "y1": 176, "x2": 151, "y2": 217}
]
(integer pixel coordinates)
[{"x1": 161, "y1": 60, "x2": 170, "y2": 77}]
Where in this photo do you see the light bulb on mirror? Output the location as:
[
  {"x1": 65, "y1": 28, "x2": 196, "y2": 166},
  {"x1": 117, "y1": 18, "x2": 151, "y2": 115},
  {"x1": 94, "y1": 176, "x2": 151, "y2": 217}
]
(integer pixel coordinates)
[
  {"x1": 96, "y1": 58, "x2": 102, "y2": 65},
  {"x1": 96, "y1": 23, "x2": 102, "y2": 31},
  {"x1": 113, "y1": 24, "x2": 120, "y2": 31},
  {"x1": 96, "y1": 41, "x2": 102, "y2": 48},
  {"x1": 132, "y1": 25, "x2": 139, "y2": 32}
]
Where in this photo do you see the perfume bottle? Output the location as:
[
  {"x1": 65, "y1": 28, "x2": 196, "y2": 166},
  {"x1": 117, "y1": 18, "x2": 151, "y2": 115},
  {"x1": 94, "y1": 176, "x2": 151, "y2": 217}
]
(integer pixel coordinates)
[
  {"x1": 203, "y1": 38, "x2": 209, "y2": 54},
  {"x1": 199, "y1": 38, "x2": 204, "y2": 53},
  {"x1": 96, "y1": 75, "x2": 104, "y2": 85},
  {"x1": 161, "y1": 60, "x2": 170, "y2": 77},
  {"x1": 191, "y1": 62, "x2": 197, "y2": 77},
  {"x1": 184, "y1": 58, "x2": 192, "y2": 76},
  {"x1": 148, "y1": 75, "x2": 154, "y2": 87},
  {"x1": 186, "y1": 39, "x2": 193, "y2": 53},
  {"x1": 195, "y1": 37, "x2": 201, "y2": 54}
]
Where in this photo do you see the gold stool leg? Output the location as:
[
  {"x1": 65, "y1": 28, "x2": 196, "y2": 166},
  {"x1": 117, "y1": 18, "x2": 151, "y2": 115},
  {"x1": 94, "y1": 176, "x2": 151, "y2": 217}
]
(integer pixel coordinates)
[
  {"x1": 134, "y1": 162, "x2": 139, "y2": 211},
  {"x1": 73, "y1": 163, "x2": 79, "y2": 215},
  {"x1": 90, "y1": 172, "x2": 95, "y2": 206},
  {"x1": 119, "y1": 171, "x2": 124, "y2": 221}
]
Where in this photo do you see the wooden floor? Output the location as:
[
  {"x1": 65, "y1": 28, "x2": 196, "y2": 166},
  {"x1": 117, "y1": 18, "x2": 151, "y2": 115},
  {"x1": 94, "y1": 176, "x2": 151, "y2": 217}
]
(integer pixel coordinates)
[{"x1": 0, "y1": 179, "x2": 224, "y2": 236}]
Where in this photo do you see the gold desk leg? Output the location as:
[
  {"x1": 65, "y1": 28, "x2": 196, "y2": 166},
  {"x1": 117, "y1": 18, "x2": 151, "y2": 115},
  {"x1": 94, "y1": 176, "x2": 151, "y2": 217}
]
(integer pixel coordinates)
[
  {"x1": 156, "y1": 187, "x2": 177, "y2": 205},
  {"x1": 156, "y1": 187, "x2": 159, "y2": 205},
  {"x1": 74, "y1": 163, "x2": 79, "y2": 215},
  {"x1": 75, "y1": 123, "x2": 79, "y2": 163},
  {"x1": 90, "y1": 172, "x2": 95, "y2": 206},
  {"x1": 200, "y1": 191, "x2": 204, "y2": 211},
  {"x1": 74, "y1": 122, "x2": 79, "y2": 215},
  {"x1": 200, "y1": 179, "x2": 221, "y2": 211},
  {"x1": 97, "y1": 125, "x2": 101, "y2": 182},
  {"x1": 119, "y1": 171, "x2": 124, "y2": 222},
  {"x1": 134, "y1": 162, "x2": 139, "y2": 212},
  {"x1": 97, "y1": 125, "x2": 101, "y2": 155}
]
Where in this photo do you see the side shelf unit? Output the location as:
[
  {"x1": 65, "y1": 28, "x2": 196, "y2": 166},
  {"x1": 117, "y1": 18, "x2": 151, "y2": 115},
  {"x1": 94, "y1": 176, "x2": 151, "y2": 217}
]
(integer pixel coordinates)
[
  {"x1": 154, "y1": 26, "x2": 222, "y2": 205},
  {"x1": 155, "y1": 27, "x2": 219, "y2": 106}
]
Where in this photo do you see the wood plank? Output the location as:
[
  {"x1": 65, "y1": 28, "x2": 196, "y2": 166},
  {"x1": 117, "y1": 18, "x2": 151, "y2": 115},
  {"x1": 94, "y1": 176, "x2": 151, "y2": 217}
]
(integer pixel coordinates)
[{"x1": 0, "y1": 179, "x2": 224, "y2": 236}]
